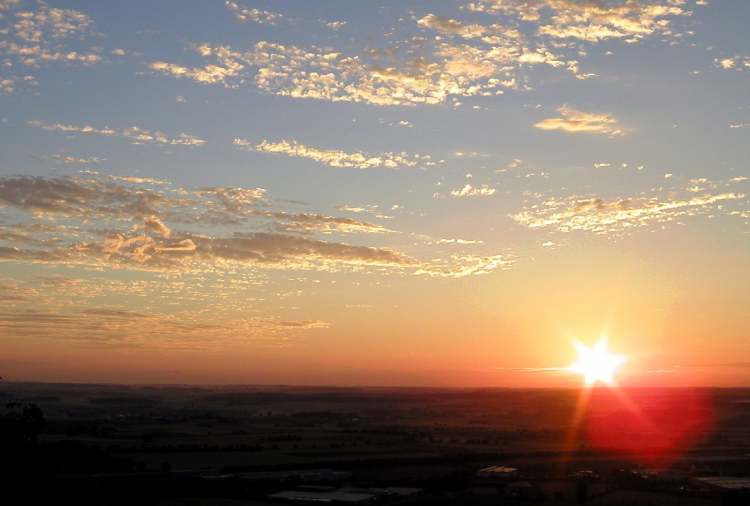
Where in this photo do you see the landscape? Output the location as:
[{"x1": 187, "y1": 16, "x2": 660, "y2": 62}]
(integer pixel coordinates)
[
  {"x1": 1, "y1": 0, "x2": 749, "y2": 504},
  {"x1": 3, "y1": 382, "x2": 750, "y2": 505}
]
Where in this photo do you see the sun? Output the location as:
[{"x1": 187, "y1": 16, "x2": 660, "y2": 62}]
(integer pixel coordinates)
[{"x1": 568, "y1": 337, "x2": 625, "y2": 386}]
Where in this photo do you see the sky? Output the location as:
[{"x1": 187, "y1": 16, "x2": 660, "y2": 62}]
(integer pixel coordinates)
[{"x1": 0, "y1": 0, "x2": 748, "y2": 387}]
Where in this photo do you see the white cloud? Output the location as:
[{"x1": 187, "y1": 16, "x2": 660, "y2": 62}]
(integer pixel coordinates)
[
  {"x1": 450, "y1": 184, "x2": 496, "y2": 198},
  {"x1": 535, "y1": 106, "x2": 626, "y2": 137}
]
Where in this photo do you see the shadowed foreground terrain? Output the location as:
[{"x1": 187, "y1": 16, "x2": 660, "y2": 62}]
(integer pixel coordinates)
[{"x1": 2, "y1": 383, "x2": 749, "y2": 505}]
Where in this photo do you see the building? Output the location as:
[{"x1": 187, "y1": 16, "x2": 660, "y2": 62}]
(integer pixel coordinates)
[
  {"x1": 476, "y1": 465, "x2": 519, "y2": 480},
  {"x1": 269, "y1": 490, "x2": 375, "y2": 503}
]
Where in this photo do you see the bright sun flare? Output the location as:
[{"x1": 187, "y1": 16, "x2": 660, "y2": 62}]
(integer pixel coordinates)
[{"x1": 568, "y1": 338, "x2": 625, "y2": 386}]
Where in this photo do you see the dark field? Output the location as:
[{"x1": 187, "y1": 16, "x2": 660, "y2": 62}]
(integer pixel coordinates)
[{"x1": 2, "y1": 383, "x2": 750, "y2": 505}]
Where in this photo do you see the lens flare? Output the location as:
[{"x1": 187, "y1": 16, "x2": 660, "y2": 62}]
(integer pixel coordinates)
[{"x1": 568, "y1": 337, "x2": 625, "y2": 386}]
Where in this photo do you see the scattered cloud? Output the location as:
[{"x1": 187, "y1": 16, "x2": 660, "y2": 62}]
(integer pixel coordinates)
[
  {"x1": 0, "y1": 1, "x2": 102, "y2": 92},
  {"x1": 225, "y1": 1, "x2": 282, "y2": 25}
]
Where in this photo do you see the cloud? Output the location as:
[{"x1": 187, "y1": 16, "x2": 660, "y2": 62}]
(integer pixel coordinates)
[
  {"x1": 466, "y1": 0, "x2": 692, "y2": 42},
  {"x1": 0, "y1": 175, "x2": 382, "y2": 237},
  {"x1": 225, "y1": 1, "x2": 282, "y2": 25},
  {"x1": 434, "y1": 238, "x2": 484, "y2": 245},
  {"x1": 0, "y1": 230, "x2": 512, "y2": 279},
  {"x1": 417, "y1": 13, "x2": 502, "y2": 40},
  {"x1": 149, "y1": 53, "x2": 244, "y2": 86},
  {"x1": 450, "y1": 183, "x2": 496, "y2": 198},
  {"x1": 143, "y1": 215, "x2": 171, "y2": 238},
  {"x1": 29, "y1": 120, "x2": 206, "y2": 146},
  {"x1": 512, "y1": 190, "x2": 745, "y2": 234},
  {"x1": 0, "y1": 175, "x2": 513, "y2": 278},
  {"x1": 192, "y1": 233, "x2": 414, "y2": 270},
  {"x1": 0, "y1": 229, "x2": 417, "y2": 273},
  {"x1": 144, "y1": 0, "x2": 698, "y2": 106},
  {"x1": 0, "y1": 175, "x2": 407, "y2": 271},
  {"x1": 416, "y1": 253, "x2": 513, "y2": 278},
  {"x1": 0, "y1": 305, "x2": 327, "y2": 350},
  {"x1": 248, "y1": 41, "x2": 514, "y2": 105},
  {"x1": 148, "y1": 31, "x2": 584, "y2": 106},
  {"x1": 0, "y1": 175, "x2": 174, "y2": 218},
  {"x1": 110, "y1": 175, "x2": 170, "y2": 185},
  {"x1": 715, "y1": 56, "x2": 750, "y2": 71},
  {"x1": 534, "y1": 106, "x2": 626, "y2": 137},
  {"x1": 0, "y1": 266, "x2": 331, "y2": 351},
  {"x1": 325, "y1": 20, "x2": 346, "y2": 31},
  {"x1": 47, "y1": 154, "x2": 104, "y2": 165},
  {"x1": 233, "y1": 138, "x2": 437, "y2": 169},
  {"x1": 260, "y1": 211, "x2": 392, "y2": 234},
  {"x1": 193, "y1": 186, "x2": 267, "y2": 210}
]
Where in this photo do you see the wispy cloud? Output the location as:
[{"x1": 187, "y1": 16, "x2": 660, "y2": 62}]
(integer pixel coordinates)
[
  {"x1": 233, "y1": 138, "x2": 437, "y2": 169},
  {"x1": 512, "y1": 189, "x2": 745, "y2": 234},
  {"x1": 29, "y1": 120, "x2": 206, "y2": 146}
]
